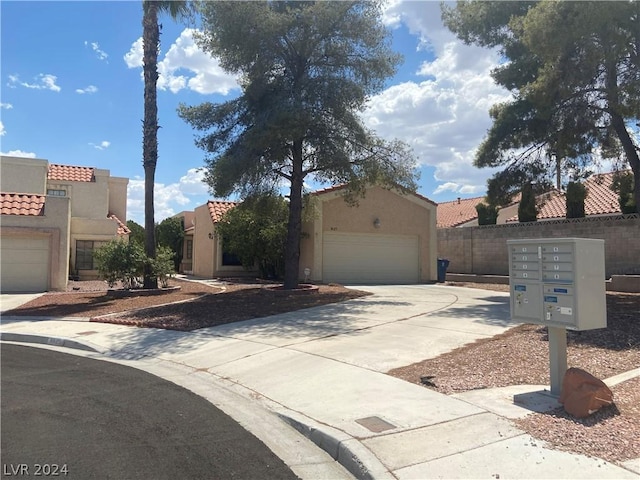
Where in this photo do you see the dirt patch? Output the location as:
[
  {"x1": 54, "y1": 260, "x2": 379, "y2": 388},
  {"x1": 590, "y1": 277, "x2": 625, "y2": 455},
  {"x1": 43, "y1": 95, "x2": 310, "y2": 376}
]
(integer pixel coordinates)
[
  {"x1": 388, "y1": 282, "x2": 640, "y2": 464},
  {"x1": 6, "y1": 278, "x2": 370, "y2": 330}
]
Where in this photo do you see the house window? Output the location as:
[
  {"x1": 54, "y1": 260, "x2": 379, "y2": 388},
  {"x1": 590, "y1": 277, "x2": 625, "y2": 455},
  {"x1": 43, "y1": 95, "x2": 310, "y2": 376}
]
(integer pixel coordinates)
[
  {"x1": 221, "y1": 237, "x2": 242, "y2": 266},
  {"x1": 76, "y1": 240, "x2": 95, "y2": 270},
  {"x1": 186, "y1": 239, "x2": 193, "y2": 260},
  {"x1": 47, "y1": 189, "x2": 66, "y2": 197}
]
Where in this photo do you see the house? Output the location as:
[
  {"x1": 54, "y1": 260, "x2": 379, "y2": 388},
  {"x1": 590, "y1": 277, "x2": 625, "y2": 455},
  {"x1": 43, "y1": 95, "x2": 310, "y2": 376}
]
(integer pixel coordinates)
[
  {"x1": 181, "y1": 200, "x2": 255, "y2": 278},
  {"x1": 180, "y1": 184, "x2": 438, "y2": 284},
  {"x1": 0, "y1": 155, "x2": 129, "y2": 292},
  {"x1": 300, "y1": 185, "x2": 438, "y2": 284},
  {"x1": 437, "y1": 172, "x2": 625, "y2": 228}
]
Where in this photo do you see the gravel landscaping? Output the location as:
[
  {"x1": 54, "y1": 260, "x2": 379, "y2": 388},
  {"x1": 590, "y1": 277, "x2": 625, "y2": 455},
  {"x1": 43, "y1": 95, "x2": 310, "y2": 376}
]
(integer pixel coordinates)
[{"x1": 388, "y1": 282, "x2": 640, "y2": 465}]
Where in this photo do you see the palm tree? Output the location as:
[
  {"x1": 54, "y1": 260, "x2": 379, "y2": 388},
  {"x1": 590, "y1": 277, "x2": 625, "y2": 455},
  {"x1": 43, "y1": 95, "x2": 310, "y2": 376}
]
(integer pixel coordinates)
[{"x1": 142, "y1": 0, "x2": 188, "y2": 288}]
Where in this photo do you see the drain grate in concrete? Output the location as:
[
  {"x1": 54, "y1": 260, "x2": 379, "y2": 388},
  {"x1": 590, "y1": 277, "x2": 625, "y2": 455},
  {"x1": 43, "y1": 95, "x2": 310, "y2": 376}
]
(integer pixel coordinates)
[{"x1": 355, "y1": 416, "x2": 396, "y2": 433}]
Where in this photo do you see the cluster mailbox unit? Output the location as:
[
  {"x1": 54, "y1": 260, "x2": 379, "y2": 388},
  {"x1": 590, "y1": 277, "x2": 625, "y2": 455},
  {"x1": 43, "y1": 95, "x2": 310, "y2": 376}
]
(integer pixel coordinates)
[{"x1": 508, "y1": 238, "x2": 607, "y2": 394}]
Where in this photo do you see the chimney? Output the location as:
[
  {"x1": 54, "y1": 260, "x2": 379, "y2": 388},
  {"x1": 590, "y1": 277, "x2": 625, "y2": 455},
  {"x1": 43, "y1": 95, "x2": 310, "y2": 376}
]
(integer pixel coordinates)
[{"x1": 457, "y1": 197, "x2": 461, "y2": 204}]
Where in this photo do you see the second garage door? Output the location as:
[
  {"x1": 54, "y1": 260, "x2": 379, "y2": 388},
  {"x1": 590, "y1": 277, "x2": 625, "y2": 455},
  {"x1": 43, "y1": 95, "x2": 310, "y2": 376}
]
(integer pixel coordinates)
[
  {"x1": 322, "y1": 232, "x2": 419, "y2": 284},
  {"x1": 0, "y1": 236, "x2": 50, "y2": 292}
]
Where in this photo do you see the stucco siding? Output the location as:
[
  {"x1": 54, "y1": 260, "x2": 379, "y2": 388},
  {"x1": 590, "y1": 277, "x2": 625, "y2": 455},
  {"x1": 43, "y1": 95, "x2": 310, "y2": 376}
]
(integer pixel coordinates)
[{"x1": 1, "y1": 156, "x2": 48, "y2": 194}]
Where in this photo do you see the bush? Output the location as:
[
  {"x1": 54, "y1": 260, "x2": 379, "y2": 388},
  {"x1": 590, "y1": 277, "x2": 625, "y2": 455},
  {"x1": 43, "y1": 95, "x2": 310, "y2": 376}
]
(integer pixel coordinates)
[
  {"x1": 565, "y1": 181, "x2": 587, "y2": 218},
  {"x1": 94, "y1": 240, "x2": 145, "y2": 288},
  {"x1": 94, "y1": 240, "x2": 173, "y2": 289},
  {"x1": 518, "y1": 183, "x2": 538, "y2": 222},
  {"x1": 611, "y1": 171, "x2": 636, "y2": 214},
  {"x1": 476, "y1": 202, "x2": 499, "y2": 225}
]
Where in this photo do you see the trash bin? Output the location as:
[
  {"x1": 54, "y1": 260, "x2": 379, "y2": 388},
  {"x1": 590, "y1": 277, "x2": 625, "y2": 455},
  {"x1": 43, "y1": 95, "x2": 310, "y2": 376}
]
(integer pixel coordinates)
[{"x1": 437, "y1": 258, "x2": 450, "y2": 283}]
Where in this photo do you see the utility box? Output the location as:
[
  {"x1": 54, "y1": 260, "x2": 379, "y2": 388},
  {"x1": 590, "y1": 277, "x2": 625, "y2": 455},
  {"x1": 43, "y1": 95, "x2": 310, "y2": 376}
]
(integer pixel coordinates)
[{"x1": 508, "y1": 238, "x2": 606, "y2": 331}]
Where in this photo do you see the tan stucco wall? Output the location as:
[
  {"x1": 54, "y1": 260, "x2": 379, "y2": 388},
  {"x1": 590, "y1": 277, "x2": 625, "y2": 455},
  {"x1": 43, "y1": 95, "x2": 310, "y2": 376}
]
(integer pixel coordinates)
[
  {"x1": 108, "y1": 176, "x2": 129, "y2": 221},
  {"x1": 69, "y1": 217, "x2": 122, "y2": 280},
  {"x1": 301, "y1": 186, "x2": 438, "y2": 282},
  {"x1": 0, "y1": 196, "x2": 71, "y2": 290},
  {"x1": 1, "y1": 156, "x2": 48, "y2": 194},
  {"x1": 193, "y1": 204, "x2": 216, "y2": 277}
]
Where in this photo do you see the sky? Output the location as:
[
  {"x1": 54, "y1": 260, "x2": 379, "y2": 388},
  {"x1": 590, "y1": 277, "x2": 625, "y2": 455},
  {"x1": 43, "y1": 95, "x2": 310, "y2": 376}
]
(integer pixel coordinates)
[{"x1": 1, "y1": 0, "x2": 514, "y2": 225}]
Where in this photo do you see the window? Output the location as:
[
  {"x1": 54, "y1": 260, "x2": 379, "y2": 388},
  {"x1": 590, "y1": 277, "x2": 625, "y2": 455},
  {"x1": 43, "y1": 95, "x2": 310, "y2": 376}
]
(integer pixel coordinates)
[
  {"x1": 221, "y1": 237, "x2": 242, "y2": 266},
  {"x1": 186, "y1": 240, "x2": 193, "y2": 260},
  {"x1": 47, "y1": 189, "x2": 66, "y2": 197},
  {"x1": 76, "y1": 240, "x2": 95, "y2": 270}
]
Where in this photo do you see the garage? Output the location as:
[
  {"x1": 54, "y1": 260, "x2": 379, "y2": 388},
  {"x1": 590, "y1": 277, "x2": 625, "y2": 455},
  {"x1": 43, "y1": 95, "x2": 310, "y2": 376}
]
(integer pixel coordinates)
[
  {"x1": 0, "y1": 236, "x2": 50, "y2": 292},
  {"x1": 322, "y1": 232, "x2": 419, "y2": 284}
]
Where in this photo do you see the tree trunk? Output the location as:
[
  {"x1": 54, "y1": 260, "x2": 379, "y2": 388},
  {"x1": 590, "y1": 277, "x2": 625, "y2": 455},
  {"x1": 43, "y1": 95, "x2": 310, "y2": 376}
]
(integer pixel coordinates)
[
  {"x1": 283, "y1": 140, "x2": 304, "y2": 290},
  {"x1": 142, "y1": 0, "x2": 159, "y2": 289},
  {"x1": 605, "y1": 58, "x2": 640, "y2": 214}
]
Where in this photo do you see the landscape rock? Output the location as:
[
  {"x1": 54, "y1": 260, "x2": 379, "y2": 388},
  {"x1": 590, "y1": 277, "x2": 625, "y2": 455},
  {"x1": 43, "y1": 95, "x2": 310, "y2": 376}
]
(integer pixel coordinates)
[{"x1": 559, "y1": 367, "x2": 613, "y2": 418}]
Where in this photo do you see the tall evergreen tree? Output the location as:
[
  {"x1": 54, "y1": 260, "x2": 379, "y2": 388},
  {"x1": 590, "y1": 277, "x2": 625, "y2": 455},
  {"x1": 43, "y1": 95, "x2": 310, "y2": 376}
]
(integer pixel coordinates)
[
  {"x1": 443, "y1": 1, "x2": 640, "y2": 211},
  {"x1": 180, "y1": 1, "x2": 418, "y2": 289}
]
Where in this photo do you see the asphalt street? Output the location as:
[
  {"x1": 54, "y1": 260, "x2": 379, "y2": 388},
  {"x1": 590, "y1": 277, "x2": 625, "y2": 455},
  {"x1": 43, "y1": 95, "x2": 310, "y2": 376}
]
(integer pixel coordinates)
[{"x1": 1, "y1": 344, "x2": 299, "y2": 480}]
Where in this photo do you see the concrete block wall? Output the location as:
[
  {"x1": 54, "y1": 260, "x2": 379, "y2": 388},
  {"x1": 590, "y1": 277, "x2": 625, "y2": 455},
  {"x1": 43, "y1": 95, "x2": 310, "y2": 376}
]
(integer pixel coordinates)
[{"x1": 437, "y1": 215, "x2": 640, "y2": 278}]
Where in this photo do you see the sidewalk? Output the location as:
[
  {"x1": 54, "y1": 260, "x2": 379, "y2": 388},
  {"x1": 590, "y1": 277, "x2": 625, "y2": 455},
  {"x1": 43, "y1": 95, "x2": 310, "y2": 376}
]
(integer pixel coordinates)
[{"x1": 2, "y1": 284, "x2": 638, "y2": 479}]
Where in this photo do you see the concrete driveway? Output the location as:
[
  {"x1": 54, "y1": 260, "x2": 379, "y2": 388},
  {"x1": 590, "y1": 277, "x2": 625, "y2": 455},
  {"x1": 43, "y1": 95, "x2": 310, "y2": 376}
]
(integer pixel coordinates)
[{"x1": 0, "y1": 292, "x2": 46, "y2": 314}]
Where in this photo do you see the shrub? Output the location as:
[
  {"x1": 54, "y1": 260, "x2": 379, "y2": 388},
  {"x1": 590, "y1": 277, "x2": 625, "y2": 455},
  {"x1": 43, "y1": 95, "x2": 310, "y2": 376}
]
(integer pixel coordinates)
[
  {"x1": 94, "y1": 240, "x2": 145, "y2": 288},
  {"x1": 94, "y1": 240, "x2": 173, "y2": 288},
  {"x1": 518, "y1": 183, "x2": 537, "y2": 222},
  {"x1": 611, "y1": 171, "x2": 637, "y2": 214},
  {"x1": 476, "y1": 202, "x2": 499, "y2": 225},
  {"x1": 565, "y1": 181, "x2": 587, "y2": 218}
]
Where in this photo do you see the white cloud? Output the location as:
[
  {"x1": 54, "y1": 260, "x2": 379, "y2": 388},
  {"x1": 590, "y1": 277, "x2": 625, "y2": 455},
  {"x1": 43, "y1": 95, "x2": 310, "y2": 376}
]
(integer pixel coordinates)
[
  {"x1": 85, "y1": 41, "x2": 108, "y2": 61},
  {"x1": 364, "y1": 0, "x2": 511, "y2": 199},
  {"x1": 0, "y1": 149, "x2": 37, "y2": 158},
  {"x1": 124, "y1": 29, "x2": 239, "y2": 95},
  {"x1": 89, "y1": 141, "x2": 111, "y2": 150},
  {"x1": 8, "y1": 73, "x2": 61, "y2": 92},
  {"x1": 0, "y1": 102, "x2": 13, "y2": 109},
  {"x1": 76, "y1": 85, "x2": 98, "y2": 94},
  {"x1": 0, "y1": 121, "x2": 5, "y2": 136},
  {"x1": 126, "y1": 168, "x2": 211, "y2": 223}
]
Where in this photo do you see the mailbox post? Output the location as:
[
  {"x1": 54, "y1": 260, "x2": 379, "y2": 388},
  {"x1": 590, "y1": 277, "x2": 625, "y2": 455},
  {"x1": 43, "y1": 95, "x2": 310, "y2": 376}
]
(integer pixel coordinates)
[{"x1": 508, "y1": 238, "x2": 606, "y2": 395}]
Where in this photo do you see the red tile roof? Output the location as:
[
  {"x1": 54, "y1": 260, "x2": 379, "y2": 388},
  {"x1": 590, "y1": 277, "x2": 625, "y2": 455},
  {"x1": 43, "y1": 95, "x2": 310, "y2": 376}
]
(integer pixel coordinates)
[
  {"x1": 48, "y1": 164, "x2": 95, "y2": 182},
  {"x1": 207, "y1": 201, "x2": 238, "y2": 223},
  {"x1": 506, "y1": 172, "x2": 623, "y2": 222},
  {"x1": 108, "y1": 214, "x2": 131, "y2": 235},
  {"x1": 436, "y1": 196, "x2": 485, "y2": 228},
  {"x1": 0, "y1": 193, "x2": 46, "y2": 216}
]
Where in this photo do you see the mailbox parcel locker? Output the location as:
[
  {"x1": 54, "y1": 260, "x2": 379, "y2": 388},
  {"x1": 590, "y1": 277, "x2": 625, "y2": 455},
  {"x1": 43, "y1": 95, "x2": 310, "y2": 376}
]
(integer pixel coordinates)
[{"x1": 508, "y1": 238, "x2": 606, "y2": 330}]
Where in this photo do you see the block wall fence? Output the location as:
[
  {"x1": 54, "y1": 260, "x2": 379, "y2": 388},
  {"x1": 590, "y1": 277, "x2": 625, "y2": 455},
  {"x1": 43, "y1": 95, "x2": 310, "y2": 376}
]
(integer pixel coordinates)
[{"x1": 437, "y1": 214, "x2": 640, "y2": 278}]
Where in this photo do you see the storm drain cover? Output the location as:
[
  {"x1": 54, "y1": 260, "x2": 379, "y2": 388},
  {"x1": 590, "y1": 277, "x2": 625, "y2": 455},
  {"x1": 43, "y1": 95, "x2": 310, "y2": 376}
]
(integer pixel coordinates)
[{"x1": 355, "y1": 416, "x2": 396, "y2": 433}]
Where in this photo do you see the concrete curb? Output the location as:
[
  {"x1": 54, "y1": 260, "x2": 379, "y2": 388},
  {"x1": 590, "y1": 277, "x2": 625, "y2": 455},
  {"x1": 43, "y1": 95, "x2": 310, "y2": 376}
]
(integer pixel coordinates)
[
  {"x1": 0, "y1": 332, "x2": 99, "y2": 352},
  {"x1": 278, "y1": 411, "x2": 394, "y2": 480}
]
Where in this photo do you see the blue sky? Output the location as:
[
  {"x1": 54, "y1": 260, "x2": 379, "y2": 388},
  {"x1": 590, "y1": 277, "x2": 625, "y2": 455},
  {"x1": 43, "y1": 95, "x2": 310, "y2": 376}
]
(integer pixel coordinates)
[{"x1": 1, "y1": 1, "x2": 513, "y2": 225}]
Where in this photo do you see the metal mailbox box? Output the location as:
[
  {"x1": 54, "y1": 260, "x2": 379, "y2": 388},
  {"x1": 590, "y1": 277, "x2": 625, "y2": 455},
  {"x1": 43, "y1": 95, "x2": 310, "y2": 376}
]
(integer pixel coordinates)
[{"x1": 508, "y1": 238, "x2": 606, "y2": 330}]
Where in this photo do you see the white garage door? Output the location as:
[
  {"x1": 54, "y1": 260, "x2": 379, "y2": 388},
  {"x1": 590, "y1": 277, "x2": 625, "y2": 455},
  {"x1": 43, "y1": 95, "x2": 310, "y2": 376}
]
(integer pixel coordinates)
[
  {"x1": 0, "y1": 236, "x2": 49, "y2": 292},
  {"x1": 323, "y1": 232, "x2": 419, "y2": 284}
]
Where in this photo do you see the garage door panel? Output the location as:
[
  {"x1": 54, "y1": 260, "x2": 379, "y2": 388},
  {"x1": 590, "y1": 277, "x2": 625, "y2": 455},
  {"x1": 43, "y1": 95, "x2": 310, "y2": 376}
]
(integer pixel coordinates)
[
  {"x1": 323, "y1": 233, "x2": 418, "y2": 284},
  {"x1": 1, "y1": 236, "x2": 49, "y2": 292}
]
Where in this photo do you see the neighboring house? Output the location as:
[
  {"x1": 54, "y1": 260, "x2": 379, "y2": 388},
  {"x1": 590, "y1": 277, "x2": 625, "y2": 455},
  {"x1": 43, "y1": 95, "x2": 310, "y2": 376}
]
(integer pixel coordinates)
[
  {"x1": 186, "y1": 200, "x2": 254, "y2": 278},
  {"x1": 0, "y1": 155, "x2": 129, "y2": 292},
  {"x1": 181, "y1": 184, "x2": 438, "y2": 284},
  {"x1": 504, "y1": 173, "x2": 622, "y2": 222},
  {"x1": 437, "y1": 172, "x2": 625, "y2": 228},
  {"x1": 300, "y1": 185, "x2": 438, "y2": 284}
]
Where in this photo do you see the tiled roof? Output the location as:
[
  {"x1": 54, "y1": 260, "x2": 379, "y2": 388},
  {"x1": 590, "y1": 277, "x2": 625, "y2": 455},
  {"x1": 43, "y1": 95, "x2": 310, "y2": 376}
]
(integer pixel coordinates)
[
  {"x1": 506, "y1": 172, "x2": 623, "y2": 222},
  {"x1": 108, "y1": 214, "x2": 131, "y2": 235},
  {"x1": 313, "y1": 183, "x2": 438, "y2": 206},
  {"x1": 207, "y1": 201, "x2": 238, "y2": 223},
  {"x1": 48, "y1": 164, "x2": 95, "y2": 182},
  {"x1": 0, "y1": 193, "x2": 46, "y2": 216},
  {"x1": 436, "y1": 196, "x2": 485, "y2": 228}
]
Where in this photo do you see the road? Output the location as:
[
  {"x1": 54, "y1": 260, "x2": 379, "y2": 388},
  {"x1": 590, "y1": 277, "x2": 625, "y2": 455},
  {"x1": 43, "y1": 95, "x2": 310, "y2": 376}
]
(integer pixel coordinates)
[{"x1": 1, "y1": 343, "x2": 298, "y2": 480}]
